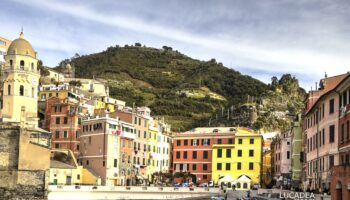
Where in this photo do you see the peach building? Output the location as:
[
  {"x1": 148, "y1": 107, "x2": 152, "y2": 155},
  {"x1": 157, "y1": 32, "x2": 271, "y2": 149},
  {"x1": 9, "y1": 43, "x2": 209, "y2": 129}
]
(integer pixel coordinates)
[
  {"x1": 303, "y1": 74, "x2": 347, "y2": 192},
  {"x1": 79, "y1": 115, "x2": 135, "y2": 186}
]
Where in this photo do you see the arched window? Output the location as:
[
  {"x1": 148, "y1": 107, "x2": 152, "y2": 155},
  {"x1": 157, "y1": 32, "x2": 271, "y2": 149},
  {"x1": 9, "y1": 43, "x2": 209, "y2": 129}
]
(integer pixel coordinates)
[
  {"x1": 31, "y1": 63, "x2": 34, "y2": 71},
  {"x1": 243, "y1": 183, "x2": 248, "y2": 189},
  {"x1": 20, "y1": 60, "x2": 25, "y2": 70},
  {"x1": 9, "y1": 60, "x2": 13, "y2": 67},
  {"x1": 7, "y1": 84, "x2": 11, "y2": 95},
  {"x1": 237, "y1": 182, "x2": 241, "y2": 188},
  {"x1": 20, "y1": 85, "x2": 24, "y2": 96},
  {"x1": 32, "y1": 87, "x2": 35, "y2": 97}
]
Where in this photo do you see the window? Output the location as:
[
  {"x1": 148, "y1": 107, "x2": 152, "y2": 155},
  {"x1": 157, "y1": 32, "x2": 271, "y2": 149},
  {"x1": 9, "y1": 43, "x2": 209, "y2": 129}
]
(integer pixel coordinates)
[
  {"x1": 192, "y1": 164, "x2": 197, "y2": 171},
  {"x1": 329, "y1": 99, "x2": 334, "y2": 114},
  {"x1": 330, "y1": 125, "x2": 335, "y2": 143},
  {"x1": 10, "y1": 60, "x2": 13, "y2": 67},
  {"x1": 203, "y1": 164, "x2": 208, "y2": 170},
  {"x1": 226, "y1": 163, "x2": 230, "y2": 170},
  {"x1": 243, "y1": 183, "x2": 248, "y2": 189},
  {"x1": 203, "y1": 175, "x2": 208, "y2": 179},
  {"x1": 249, "y1": 150, "x2": 254, "y2": 157},
  {"x1": 203, "y1": 139, "x2": 210, "y2": 145},
  {"x1": 31, "y1": 63, "x2": 34, "y2": 71},
  {"x1": 63, "y1": 131, "x2": 68, "y2": 138},
  {"x1": 144, "y1": 131, "x2": 147, "y2": 138},
  {"x1": 86, "y1": 160, "x2": 89, "y2": 165},
  {"x1": 347, "y1": 121, "x2": 350, "y2": 141},
  {"x1": 238, "y1": 138, "x2": 242, "y2": 144},
  {"x1": 77, "y1": 174, "x2": 80, "y2": 180},
  {"x1": 89, "y1": 136, "x2": 91, "y2": 144},
  {"x1": 176, "y1": 140, "x2": 181, "y2": 146},
  {"x1": 20, "y1": 60, "x2": 24, "y2": 70},
  {"x1": 7, "y1": 84, "x2": 11, "y2": 95},
  {"x1": 217, "y1": 139, "x2": 222, "y2": 144},
  {"x1": 192, "y1": 151, "x2": 197, "y2": 159},
  {"x1": 55, "y1": 131, "x2": 59, "y2": 139},
  {"x1": 228, "y1": 138, "x2": 233, "y2": 144},
  {"x1": 341, "y1": 124, "x2": 345, "y2": 143},
  {"x1": 64, "y1": 117, "x2": 68, "y2": 124},
  {"x1": 32, "y1": 87, "x2": 35, "y2": 97},
  {"x1": 55, "y1": 143, "x2": 59, "y2": 148},
  {"x1": 184, "y1": 140, "x2": 188, "y2": 146},
  {"x1": 322, "y1": 129, "x2": 325, "y2": 145},
  {"x1": 330, "y1": 155, "x2": 334, "y2": 168},
  {"x1": 56, "y1": 117, "x2": 60, "y2": 124},
  {"x1": 183, "y1": 151, "x2": 187, "y2": 159},
  {"x1": 217, "y1": 149, "x2": 222, "y2": 158},
  {"x1": 249, "y1": 162, "x2": 254, "y2": 170},
  {"x1": 102, "y1": 161, "x2": 105, "y2": 167},
  {"x1": 19, "y1": 85, "x2": 24, "y2": 96},
  {"x1": 192, "y1": 139, "x2": 198, "y2": 146},
  {"x1": 76, "y1": 145, "x2": 79, "y2": 151},
  {"x1": 226, "y1": 149, "x2": 231, "y2": 158},
  {"x1": 287, "y1": 151, "x2": 290, "y2": 159},
  {"x1": 217, "y1": 163, "x2": 222, "y2": 170},
  {"x1": 237, "y1": 162, "x2": 241, "y2": 170},
  {"x1": 250, "y1": 138, "x2": 254, "y2": 144},
  {"x1": 203, "y1": 151, "x2": 208, "y2": 159},
  {"x1": 138, "y1": 118, "x2": 141, "y2": 125},
  {"x1": 237, "y1": 149, "x2": 242, "y2": 157}
]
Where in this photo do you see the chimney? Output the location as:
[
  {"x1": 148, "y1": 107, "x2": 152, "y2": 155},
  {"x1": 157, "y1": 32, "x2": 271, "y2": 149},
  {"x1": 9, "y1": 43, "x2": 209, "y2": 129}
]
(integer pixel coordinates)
[
  {"x1": 315, "y1": 82, "x2": 318, "y2": 91},
  {"x1": 325, "y1": 72, "x2": 328, "y2": 79}
]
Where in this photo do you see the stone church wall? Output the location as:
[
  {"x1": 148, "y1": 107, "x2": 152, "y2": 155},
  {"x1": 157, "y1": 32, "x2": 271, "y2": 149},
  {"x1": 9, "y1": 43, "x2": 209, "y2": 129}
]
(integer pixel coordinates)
[{"x1": 0, "y1": 124, "x2": 49, "y2": 200}]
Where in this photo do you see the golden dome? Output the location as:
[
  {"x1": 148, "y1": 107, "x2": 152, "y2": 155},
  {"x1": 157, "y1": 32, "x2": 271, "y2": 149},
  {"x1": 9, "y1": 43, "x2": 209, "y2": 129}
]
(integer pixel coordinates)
[{"x1": 7, "y1": 32, "x2": 36, "y2": 58}]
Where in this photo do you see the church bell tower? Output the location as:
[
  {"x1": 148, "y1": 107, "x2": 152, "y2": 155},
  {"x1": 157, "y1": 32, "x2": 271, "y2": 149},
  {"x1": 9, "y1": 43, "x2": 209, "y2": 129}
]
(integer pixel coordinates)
[{"x1": 0, "y1": 32, "x2": 40, "y2": 127}]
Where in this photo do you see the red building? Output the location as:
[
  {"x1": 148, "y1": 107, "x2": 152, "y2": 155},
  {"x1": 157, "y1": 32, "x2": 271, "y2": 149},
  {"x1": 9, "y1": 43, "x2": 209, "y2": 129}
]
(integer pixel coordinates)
[
  {"x1": 172, "y1": 127, "x2": 235, "y2": 184},
  {"x1": 331, "y1": 74, "x2": 350, "y2": 200},
  {"x1": 44, "y1": 97, "x2": 86, "y2": 157}
]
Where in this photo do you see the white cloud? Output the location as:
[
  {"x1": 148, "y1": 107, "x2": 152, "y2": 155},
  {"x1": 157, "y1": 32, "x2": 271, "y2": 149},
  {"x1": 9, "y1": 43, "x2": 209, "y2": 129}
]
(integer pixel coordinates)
[{"x1": 8, "y1": 0, "x2": 350, "y2": 88}]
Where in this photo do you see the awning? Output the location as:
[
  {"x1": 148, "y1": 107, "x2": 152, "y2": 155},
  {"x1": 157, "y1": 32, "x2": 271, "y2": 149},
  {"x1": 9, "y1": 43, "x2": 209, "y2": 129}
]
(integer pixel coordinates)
[
  {"x1": 234, "y1": 175, "x2": 252, "y2": 183},
  {"x1": 218, "y1": 175, "x2": 234, "y2": 184}
]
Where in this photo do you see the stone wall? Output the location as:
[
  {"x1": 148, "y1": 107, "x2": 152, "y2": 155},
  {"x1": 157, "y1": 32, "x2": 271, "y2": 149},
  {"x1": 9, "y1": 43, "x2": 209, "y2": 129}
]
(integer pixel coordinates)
[{"x1": 0, "y1": 124, "x2": 49, "y2": 200}]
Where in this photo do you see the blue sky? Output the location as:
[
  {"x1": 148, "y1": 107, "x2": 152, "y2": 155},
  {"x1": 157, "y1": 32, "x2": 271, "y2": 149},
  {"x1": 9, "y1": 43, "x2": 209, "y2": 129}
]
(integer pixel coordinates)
[{"x1": 1, "y1": 0, "x2": 350, "y2": 89}]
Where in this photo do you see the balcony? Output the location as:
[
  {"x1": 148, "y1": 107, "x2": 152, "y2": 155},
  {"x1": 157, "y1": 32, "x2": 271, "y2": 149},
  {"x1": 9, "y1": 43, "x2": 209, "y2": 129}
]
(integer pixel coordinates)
[{"x1": 121, "y1": 131, "x2": 136, "y2": 140}]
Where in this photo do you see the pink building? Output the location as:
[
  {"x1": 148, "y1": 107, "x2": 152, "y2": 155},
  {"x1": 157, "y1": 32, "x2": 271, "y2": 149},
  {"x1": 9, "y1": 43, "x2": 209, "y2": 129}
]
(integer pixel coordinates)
[
  {"x1": 303, "y1": 74, "x2": 347, "y2": 192},
  {"x1": 273, "y1": 131, "x2": 292, "y2": 188}
]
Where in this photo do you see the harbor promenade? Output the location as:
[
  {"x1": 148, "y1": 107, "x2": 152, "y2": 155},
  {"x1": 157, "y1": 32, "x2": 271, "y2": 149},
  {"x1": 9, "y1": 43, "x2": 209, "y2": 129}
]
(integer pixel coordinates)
[{"x1": 48, "y1": 186, "x2": 221, "y2": 200}]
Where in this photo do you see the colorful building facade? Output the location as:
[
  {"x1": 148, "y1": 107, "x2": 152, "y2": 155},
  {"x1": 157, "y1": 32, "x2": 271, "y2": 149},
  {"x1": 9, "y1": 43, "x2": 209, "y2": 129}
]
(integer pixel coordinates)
[
  {"x1": 272, "y1": 131, "x2": 292, "y2": 188},
  {"x1": 212, "y1": 127, "x2": 262, "y2": 189},
  {"x1": 330, "y1": 74, "x2": 350, "y2": 200},
  {"x1": 303, "y1": 74, "x2": 347, "y2": 192}
]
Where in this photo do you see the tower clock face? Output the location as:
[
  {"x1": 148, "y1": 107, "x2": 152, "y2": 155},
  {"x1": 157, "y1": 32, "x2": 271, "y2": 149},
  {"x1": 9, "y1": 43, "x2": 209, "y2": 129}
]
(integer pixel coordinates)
[{"x1": 31, "y1": 78, "x2": 37, "y2": 86}]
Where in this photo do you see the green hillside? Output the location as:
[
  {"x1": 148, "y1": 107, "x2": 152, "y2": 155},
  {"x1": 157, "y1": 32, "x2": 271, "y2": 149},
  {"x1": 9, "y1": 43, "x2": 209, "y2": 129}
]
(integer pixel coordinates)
[{"x1": 54, "y1": 44, "x2": 303, "y2": 131}]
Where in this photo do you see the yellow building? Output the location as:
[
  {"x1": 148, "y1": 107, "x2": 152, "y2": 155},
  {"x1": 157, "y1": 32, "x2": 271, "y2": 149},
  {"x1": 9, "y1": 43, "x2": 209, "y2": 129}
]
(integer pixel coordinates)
[
  {"x1": 49, "y1": 149, "x2": 100, "y2": 185},
  {"x1": 38, "y1": 84, "x2": 69, "y2": 101},
  {"x1": 212, "y1": 127, "x2": 262, "y2": 190},
  {"x1": 0, "y1": 32, "x2": 40, "y2": 127},
  {"x1": 262, "y1": 151, "x2": 272, "y2": 187},
  {"x1": 146, "y1": 123, "x2": 158, "y2": 182}
]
